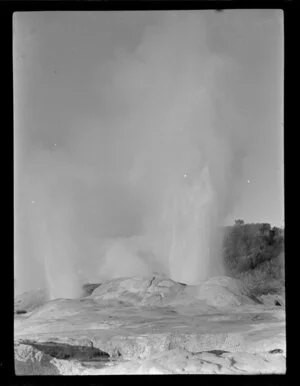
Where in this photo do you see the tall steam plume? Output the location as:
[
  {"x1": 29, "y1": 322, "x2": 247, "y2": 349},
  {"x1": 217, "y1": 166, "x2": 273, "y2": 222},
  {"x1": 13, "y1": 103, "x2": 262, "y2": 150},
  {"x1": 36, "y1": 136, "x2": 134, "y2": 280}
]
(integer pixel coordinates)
[{"x1": 14, "y1": 12, "x2": 248, "y2": 298}]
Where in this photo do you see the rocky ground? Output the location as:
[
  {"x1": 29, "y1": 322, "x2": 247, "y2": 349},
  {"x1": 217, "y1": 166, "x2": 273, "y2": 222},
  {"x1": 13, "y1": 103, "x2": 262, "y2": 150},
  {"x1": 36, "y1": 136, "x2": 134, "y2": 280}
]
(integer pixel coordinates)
[{"x1": 14, "y1": 276, "x2": 286, "y2": 375}]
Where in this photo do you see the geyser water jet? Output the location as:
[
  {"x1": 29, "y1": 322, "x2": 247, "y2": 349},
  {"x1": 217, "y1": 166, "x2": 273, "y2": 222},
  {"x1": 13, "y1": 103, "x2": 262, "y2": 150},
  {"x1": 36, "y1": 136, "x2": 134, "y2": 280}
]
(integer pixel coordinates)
[
  {"x1": 17, "y1": 151, "x2": 84, "y2": 300},
  {"x1": 166, "y1": 165, "x2": 217, "y2": 284}
]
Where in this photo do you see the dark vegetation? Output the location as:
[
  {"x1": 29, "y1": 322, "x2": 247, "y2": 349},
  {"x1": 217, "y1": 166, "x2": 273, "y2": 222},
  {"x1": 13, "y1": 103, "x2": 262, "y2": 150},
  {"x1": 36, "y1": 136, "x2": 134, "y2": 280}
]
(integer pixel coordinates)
[{"x1": 222, "y1": 220, "x2": 284, "y2": 297}]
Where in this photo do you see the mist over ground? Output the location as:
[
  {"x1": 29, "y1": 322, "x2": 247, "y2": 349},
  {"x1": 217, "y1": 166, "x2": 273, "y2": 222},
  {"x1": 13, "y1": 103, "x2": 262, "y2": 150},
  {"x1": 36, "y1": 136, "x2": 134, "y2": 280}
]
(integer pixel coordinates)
[{"x1": 14, "y1": 11, "x2": 283, "y2": 298}]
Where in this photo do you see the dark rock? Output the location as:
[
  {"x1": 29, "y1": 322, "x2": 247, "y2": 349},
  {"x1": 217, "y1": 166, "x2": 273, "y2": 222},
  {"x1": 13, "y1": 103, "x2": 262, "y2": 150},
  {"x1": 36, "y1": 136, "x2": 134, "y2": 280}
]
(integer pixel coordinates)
[
  {"x1": 82, "y1": 283, "x2": 102, "y2": 297},
  {"x1": 269, "y1": 348, "x2": 283, "y2": 354},
  {"x1": 19, "y1": 340, "x2": 110, "y2": 361},
  {"x1": 16, "y1": 309, "x2": 27, "y2": 315}
]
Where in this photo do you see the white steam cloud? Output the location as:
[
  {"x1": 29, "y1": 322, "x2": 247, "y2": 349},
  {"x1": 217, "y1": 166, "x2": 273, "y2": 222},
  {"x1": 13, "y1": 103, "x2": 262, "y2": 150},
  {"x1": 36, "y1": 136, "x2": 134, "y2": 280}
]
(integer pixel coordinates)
[{"x1": 14, "y1": 12, "x2": 248, "y2": 298}]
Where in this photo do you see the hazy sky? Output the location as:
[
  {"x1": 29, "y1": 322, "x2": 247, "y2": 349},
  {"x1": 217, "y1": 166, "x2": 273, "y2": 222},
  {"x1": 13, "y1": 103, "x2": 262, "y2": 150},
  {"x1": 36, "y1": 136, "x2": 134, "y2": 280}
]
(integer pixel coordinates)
[
  {"x1": 14, "y1": 10, "x2": 284, "y2": 226},
  {"x1": 13, "y1": 10, "x2": 284, "y2": 294}
]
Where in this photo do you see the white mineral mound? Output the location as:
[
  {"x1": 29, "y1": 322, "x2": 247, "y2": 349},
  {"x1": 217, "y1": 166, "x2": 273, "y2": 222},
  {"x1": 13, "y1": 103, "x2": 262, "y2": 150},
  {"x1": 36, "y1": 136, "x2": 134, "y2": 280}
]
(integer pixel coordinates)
[
  {"x1": 14, "y1": 275, "x2": 256, "y2": 313},
  {"x1": 185, "y1": 276, "x2": 253, "y2": 308},
  {"x1": 89, "y1": 275, "x2": 255, "y2": 308}
]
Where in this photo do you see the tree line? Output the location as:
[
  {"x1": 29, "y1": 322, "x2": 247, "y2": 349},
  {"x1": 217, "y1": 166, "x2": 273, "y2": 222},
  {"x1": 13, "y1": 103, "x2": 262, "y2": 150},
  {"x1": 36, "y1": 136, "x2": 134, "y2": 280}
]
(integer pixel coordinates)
[{"x1": 222, "y1": 221, "x2": 284, "y2": 295}]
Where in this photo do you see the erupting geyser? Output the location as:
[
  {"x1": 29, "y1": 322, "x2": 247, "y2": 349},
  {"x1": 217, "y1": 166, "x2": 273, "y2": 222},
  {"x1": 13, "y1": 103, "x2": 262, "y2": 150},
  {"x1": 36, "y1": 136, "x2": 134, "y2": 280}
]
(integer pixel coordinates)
[
  {"x1": 14, "y1": 12, "x2": 248, "y2": 296},
  {"x1": 166, "y1": 165, "x2": 217, "y2": 284}
]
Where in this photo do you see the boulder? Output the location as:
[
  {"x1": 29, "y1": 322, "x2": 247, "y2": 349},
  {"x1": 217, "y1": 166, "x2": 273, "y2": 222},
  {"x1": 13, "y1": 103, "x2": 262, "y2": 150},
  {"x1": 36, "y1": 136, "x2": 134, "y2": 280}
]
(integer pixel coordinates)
[
  {"x1": 14, "y1": 343, "x2": 60, "y2": 375},
  {"x1": 258, "y1": 294, "x2": 285, "y2": 308}
]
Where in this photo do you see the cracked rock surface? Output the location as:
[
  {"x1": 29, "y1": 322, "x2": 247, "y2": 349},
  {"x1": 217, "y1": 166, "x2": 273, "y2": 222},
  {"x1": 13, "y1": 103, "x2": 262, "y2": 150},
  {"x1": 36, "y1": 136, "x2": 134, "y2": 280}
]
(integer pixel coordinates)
[{"x1": 14, "y1": 276, "x2": 286, "y2": 375}]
